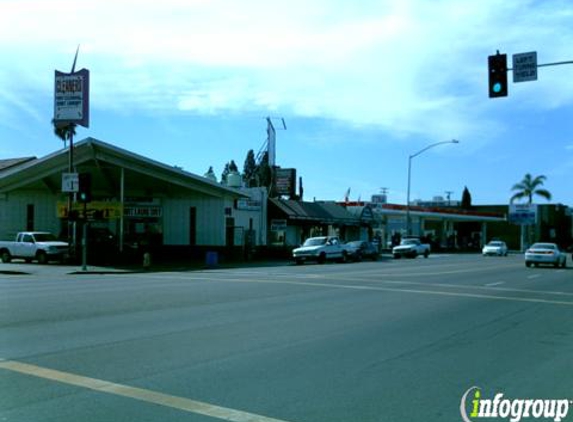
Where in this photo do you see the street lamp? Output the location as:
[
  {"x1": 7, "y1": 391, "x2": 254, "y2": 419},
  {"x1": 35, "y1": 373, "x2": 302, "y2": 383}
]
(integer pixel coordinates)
[{"x1": 406, "y1": 139, "x2": 460, "y2": 235}]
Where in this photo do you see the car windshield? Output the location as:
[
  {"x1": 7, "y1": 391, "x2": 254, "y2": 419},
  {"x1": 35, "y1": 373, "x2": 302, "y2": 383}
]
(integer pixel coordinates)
[
  {"x1": 346, "y1": 241, "x2": 362, "y2": 247},
  {"x1": 303, "y1": 238, "x2": 327, "y2": 247},
  {"x1": 488, "y1": 241, "x2": 504, "y2": 246},
  {"x1": 402, "y1": 239, "x2": 418, "y2": 245},
  {"x1": 33, "y1": 233, "x2": 57, "y2": 242},
  {"x1": 531, "y1": 243, "x2": 556, "y2": 250}
]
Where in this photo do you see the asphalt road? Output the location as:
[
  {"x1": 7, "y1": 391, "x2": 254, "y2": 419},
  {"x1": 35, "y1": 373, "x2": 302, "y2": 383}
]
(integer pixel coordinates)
[{"x1": 1, "y1": 254, "x2": 573, "y2": 422}]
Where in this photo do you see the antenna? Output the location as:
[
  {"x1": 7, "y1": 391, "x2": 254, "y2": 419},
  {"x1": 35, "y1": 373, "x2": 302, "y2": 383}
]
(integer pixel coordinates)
[{"x1": 71, "y1": 45, "x2": 80, "y2": 73}]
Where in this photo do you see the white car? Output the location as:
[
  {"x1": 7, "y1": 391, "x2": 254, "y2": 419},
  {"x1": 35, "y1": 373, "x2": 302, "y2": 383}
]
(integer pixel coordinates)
[
  {"x1": 525, "y1": 242, "x2": 567, "y2": 268},
  {"x1": 292, "y1": 236, "x2": 347, "y2": 264},
  {"x1": 482, "y1": 240, "x2": 508, "y2": 256}
]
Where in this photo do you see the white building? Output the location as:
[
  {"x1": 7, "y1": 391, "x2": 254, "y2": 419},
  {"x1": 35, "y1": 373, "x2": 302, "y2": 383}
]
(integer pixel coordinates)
[{"x1": 0, "y1": 138, "x2": 265, "y2": 260}]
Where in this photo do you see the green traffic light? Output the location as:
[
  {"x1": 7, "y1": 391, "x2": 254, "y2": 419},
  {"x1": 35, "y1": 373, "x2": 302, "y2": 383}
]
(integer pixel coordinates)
[{"x1": 493, "y1": 82, "x2": 503, "y2": 93}]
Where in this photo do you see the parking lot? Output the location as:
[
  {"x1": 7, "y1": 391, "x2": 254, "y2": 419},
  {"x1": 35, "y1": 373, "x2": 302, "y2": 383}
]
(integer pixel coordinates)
[{"x1": 1, "y1": 254, "x2": 573, "y2": 422}]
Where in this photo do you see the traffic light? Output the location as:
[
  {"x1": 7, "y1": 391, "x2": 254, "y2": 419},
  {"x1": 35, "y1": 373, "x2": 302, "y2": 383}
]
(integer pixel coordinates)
[
  {"x1": 78, "y1": 173, "x2": 92, "y2": 203},
  {"x1": 488, "y1": 52, "x2": 508, "y2": 98}
]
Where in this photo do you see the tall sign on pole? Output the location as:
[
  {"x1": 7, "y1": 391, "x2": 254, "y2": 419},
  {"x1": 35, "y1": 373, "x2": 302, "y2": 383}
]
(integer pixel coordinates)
[
  {"x1": 54, "y1": 68, "x2": 90, "y2": 128},
  {"x1": 54, "y1": 46, "x2": 90, "y2": 268}
]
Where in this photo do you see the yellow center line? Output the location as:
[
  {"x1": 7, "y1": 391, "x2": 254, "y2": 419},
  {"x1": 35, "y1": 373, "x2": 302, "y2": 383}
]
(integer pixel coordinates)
[{"x1": 0, "y1": 360, "x2": 293, "y2": 422}]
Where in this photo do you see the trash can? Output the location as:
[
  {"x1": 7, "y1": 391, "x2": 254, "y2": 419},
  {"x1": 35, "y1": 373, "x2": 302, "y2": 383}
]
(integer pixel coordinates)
[{"x1": 205, "y1": 251, "x2": 218, "y2": 268}]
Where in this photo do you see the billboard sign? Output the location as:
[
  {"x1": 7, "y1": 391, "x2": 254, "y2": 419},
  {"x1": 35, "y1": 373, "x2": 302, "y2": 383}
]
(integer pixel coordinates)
[
  {"x1": 274, "y1": 168, "x2": 296, "y2": 197},
  {"x1": 508, "y1": 203, "x2": 537, "y2": 225},
  {"x1": 54, "y1": 68, "x2": 90, "y2": 127}
]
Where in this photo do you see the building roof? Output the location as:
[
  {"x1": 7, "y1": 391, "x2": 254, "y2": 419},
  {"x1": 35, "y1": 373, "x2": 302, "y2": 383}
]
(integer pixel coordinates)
[
  {"x1": 270, "y1": 199, "x2": 360, "y2": 225},
  {"x1": 0, "y1": 157, "x2": 36, "y2": 172},
  {"x1": 343, "y1": 201, "x2": 506, "y2": 222},
  {"x1": 0, "y1": 137, "x2": 247, "y2": 199}
]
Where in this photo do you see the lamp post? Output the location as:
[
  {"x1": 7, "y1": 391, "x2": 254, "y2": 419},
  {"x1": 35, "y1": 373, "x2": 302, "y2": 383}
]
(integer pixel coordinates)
[{"x1": 406, "y1": 139, "x2": 460, "y2": 235}]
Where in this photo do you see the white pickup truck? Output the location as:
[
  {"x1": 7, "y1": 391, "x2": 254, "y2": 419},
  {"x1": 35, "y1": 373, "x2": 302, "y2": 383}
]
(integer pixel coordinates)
[
  {"x1": 392, "y1": 238, "x2": 430, "y2": 259},
  {"x1": 292, "y1": 236, "x2": 348, "y2": 264},
  {"x1": 0, "y1": 232, "x2": 69, "y2": 264}
]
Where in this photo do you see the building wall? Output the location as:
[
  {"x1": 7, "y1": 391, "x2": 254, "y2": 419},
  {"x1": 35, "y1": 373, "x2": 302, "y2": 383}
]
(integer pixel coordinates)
[
  {"x1": 162, "y1": 196, "x2": 229, "y2": 246},
  {"x1": 0, "y1": 190, "x2": 62, "y2": 239},
  {"x1": 232, "y1": 188, "x2": 268, "y2": 246}
]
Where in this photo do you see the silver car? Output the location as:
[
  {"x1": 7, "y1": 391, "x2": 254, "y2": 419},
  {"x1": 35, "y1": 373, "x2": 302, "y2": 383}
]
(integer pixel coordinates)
[{"x1": 525, "y1": 242, "x2": 567, "y2": 268}]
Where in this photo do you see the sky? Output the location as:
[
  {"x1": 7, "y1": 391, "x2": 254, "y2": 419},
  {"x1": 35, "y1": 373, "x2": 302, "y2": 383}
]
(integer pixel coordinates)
[{"x1": 1, "y1": 0, "x2": 573, "y2": 206}]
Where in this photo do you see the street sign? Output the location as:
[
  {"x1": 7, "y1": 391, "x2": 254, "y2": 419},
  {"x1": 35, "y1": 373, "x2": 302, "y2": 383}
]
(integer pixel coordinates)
[
  {"x1": 61, "y1": 172, "x2": 79, "y2": 193},
  {"x1": 512, "y1": 52, "x2": 537, "y2": 83},
  {"x1": 508, "y1": 203, "x2": 537, "y2": 225}
]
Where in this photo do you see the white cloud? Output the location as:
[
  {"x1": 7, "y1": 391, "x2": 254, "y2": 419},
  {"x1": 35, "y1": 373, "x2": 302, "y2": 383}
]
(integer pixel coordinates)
[{"x1": 1, "y1": 0, "x2": 573, "y2": 145}]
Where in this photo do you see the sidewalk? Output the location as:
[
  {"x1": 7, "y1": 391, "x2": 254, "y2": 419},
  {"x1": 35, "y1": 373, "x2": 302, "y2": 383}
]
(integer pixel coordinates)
[{"x1": 0, "y1": 258, "x2": 293, "y2": 276}]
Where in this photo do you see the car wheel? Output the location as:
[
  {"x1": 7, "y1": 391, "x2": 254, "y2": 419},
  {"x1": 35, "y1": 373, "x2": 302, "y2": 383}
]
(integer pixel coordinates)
[
  {"x1": 1, "y1": 250, "x2": 11, "y2": 263},
  {"x1": 294, "y1": 259, "x2": 304, "y2": 265},
  {"x1": 393, "y1": 254, "x2": 401, "y2": 259},
  {"x1": 525, "y1": 261, "x2": 531, "y2": 268},
  {"x1": 317, "y1": 253, "x2": 326, "y2": 264},
  {"x1": 423, "y1": 250, "x2": 429, "y2": 258},
  {"x1": 36, "y1": 251, "x2": 48, "y2": 265},
  {"x1": 561, "y1": 260, "x2": 567, "y2": 268}
]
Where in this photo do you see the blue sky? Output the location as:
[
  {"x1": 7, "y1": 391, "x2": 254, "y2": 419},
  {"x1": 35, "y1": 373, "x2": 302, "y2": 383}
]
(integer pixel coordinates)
[{"x1": 1, "y1": 0, "x2": 573, "y2": 205}]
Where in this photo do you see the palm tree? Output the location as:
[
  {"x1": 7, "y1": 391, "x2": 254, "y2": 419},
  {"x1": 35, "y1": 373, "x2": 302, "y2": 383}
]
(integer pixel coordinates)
[
  {"x1": 510, "y1": 173, "x2": 552, "y2": 204},
  {"x1": 51, "y1": 119, "x2": 76, "y2": 146}
]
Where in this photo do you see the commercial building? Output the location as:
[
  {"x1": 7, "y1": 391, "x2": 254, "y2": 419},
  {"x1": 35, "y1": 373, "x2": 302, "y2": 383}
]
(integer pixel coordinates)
[{"x1": 0, "y1": 138, "x2": 265, "y2": 262}]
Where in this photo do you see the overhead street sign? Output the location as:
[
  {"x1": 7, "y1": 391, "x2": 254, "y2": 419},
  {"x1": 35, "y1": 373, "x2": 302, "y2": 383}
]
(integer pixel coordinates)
[{"x1": 513, "y1": 52, "x2": 537, "y2": 83}]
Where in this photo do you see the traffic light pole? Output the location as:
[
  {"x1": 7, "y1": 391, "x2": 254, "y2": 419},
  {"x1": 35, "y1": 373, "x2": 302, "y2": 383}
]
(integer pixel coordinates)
[
  {"x1": 82, "y1": 201, "x2": 87, "y2": 271},
  {"x1": 507, "y1": 60, "x2": 573, "y2": 71}
]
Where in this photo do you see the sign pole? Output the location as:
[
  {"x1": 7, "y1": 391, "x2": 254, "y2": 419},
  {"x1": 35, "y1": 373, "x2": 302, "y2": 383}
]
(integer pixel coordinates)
[{"x1": 68, "y1": 130, "x2": 75, "y2": 258}]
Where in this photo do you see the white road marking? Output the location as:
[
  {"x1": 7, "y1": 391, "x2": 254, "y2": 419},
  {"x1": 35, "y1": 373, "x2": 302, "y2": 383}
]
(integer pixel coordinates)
[
  {"x1": 527, "y1": 274, "x2": 541, "y2": 280},
  {"x1": 0, "y1": 360, "x2": 293, "y2": 422},
  {"x1": 485, "y1": 281, "x2": 505, "y2": 287}
]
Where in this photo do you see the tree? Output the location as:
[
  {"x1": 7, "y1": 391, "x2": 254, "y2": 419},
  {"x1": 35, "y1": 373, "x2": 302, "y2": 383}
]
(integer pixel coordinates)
[
  {"x1": 229, "y1": 160, "x2": 238, "y2": 173},
  {"x1": 51, "y1": 119, "x2": 76, "y2": 144},
  {"x1": 220, "y1": 162, "x2": 230, "y2": 185},
  {"x1": 510, "y1": 173, "x2": 552, "y2": 204},
  {"x1": 461, "y1": 186, "x2": 472, "y2": 209},
  {"x1": 243, "y1": 150, "x2": 257, "y2": 187},
  {"x1": 255, "y1": 152, "x2": 272, "y2": 190}
]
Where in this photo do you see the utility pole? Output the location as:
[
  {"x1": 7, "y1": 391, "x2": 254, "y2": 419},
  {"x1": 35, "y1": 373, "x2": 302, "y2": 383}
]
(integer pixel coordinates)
[{"x1": 445, "y1": 191, "x2": 453, "y2": 206}]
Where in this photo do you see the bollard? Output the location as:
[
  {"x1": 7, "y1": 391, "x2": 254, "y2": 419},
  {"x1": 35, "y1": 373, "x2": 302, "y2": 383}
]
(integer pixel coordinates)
[{"x1": 143, "y1": 252, "x2": 151, "y2": 271}]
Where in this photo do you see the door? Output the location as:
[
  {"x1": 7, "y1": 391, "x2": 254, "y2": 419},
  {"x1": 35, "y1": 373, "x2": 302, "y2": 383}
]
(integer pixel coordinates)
[{"x1": 189, "y1": 207, "x2": 197, "y2": 246}]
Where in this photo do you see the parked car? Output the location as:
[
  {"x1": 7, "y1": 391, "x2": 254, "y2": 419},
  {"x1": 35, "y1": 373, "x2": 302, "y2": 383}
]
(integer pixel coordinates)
[
  {"x1": 392, "y1": 238, "x2": 430, "y2": 259},
  {"x1": 344, "y1": 240, "x2": 379, "y2": 261},
  {"x1": 292, "y1": 236, "x2": 347, "y2": 264},
  {"x1": 525, "y1": 242, "x2": 567, "y2": 268},
  {"x1": 482, "y1": 240, "x2": 508, "y2": 256},
  {"x1": 0, "y1": 231, "x2": 69, "y2": 264}
]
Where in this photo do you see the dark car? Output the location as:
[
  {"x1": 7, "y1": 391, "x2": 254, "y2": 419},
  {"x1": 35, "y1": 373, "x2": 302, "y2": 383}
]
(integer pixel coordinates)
[{"x1": 344, "y1": 240, "x2": 379, "y2": 261}]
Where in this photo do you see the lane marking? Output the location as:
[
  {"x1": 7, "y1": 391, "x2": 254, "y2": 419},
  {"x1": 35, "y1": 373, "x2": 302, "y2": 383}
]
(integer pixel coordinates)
[
  {"x1": 138, "y1": 273, "x2": 573, "y2": 299},
  {"x1": 211, "y1": 278, "x2": 573, "y2": 307},
  {"x1": 485, "y1": 281, "x2": 505, "y2": 287},
  {"x1": 527, "y1": 274, "x2": 541, "y2": 280},
  {"x1": 0, "y1": 360, "x2": 293, "y2": 422}
]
